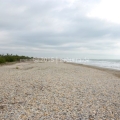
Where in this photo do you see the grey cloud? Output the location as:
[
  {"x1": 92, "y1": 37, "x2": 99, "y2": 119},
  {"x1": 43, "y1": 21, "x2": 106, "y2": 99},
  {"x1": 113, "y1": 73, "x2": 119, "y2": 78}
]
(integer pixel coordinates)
[{"x1": 0, "y1": 0, "x2": 120, "y2": 58}]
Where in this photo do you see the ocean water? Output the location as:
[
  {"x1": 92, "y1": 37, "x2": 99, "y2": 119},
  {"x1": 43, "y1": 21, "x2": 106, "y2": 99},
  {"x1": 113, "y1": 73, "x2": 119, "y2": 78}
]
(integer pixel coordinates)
[{"x1": 64, "y1": 58, "x2": 120, "y2": 70}]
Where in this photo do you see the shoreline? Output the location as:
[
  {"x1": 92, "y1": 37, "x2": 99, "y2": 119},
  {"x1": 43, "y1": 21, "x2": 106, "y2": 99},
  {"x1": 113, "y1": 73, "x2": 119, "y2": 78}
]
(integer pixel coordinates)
[
  {"x1": 1, "y1": 60, "x2": 120, "y2": 78},
  {"x1": 65, "y1": 62, "x2": 120, "y2": 78}
]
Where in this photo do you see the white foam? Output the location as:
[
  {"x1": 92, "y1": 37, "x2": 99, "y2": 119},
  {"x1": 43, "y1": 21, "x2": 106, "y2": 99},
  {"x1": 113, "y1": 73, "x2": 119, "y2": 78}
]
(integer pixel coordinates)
[{"x1": 66, "y1": 59, "x2": 120, "y2": 70}]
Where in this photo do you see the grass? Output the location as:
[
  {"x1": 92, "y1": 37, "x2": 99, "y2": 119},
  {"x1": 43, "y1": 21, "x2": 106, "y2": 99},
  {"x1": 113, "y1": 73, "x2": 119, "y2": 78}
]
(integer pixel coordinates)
[{"x1": 0, "y1": 54, "x2": 33, "y2": 64}]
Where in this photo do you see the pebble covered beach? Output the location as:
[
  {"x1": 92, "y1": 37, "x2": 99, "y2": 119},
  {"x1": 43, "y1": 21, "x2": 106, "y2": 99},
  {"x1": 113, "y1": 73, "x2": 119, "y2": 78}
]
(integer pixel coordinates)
[{"x1": 0, "y1": 62, "x2": 120, "y2": 120}]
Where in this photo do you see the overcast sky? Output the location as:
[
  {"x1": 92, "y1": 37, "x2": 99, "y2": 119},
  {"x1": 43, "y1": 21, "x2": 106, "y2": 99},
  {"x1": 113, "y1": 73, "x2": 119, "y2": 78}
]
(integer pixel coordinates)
[{"x1": 0, "y1": 0, "x2": 120, "y2": 59}]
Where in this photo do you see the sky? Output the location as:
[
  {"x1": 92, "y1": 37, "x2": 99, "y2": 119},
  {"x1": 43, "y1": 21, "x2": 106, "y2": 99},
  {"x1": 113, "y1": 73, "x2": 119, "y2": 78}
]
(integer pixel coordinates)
[{"x1": 0, "y1": 0, "x2": 120, "y2": 59}]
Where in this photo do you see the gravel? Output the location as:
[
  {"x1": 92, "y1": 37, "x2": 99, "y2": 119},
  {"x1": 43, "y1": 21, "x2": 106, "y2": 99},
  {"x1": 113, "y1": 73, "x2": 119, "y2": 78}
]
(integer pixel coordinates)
[{"x1": 0, "y1": 62, "x2": 120, "y2": 120}]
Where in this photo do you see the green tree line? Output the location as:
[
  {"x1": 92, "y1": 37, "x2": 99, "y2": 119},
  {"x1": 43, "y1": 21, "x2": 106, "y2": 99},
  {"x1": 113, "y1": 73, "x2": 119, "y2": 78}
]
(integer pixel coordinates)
[{"x1": 0, "y1": 54, "x2": 32, "y2": 64}]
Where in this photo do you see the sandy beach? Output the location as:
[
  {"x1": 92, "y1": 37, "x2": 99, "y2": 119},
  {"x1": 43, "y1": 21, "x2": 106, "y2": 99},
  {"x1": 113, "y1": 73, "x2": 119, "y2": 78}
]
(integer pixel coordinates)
[{"x1": 0, "y1": 61, "x2": 120, "y2": 120}]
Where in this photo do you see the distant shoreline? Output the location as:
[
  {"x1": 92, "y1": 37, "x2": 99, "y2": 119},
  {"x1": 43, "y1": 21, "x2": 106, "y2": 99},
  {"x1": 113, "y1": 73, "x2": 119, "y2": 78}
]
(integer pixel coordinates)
[
  {"x1": 65, "y1": 62, "x2": 120, "y2": 78},
  {"x1": 1, "y1": 59, "x2": 120, "y2": 78}
]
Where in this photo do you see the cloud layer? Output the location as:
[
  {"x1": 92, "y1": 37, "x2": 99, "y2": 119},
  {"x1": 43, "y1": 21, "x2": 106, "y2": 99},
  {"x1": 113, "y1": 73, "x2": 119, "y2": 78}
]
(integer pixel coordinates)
[{"x1": 0, "y1": 0, "x2": 120, "y2": 58}]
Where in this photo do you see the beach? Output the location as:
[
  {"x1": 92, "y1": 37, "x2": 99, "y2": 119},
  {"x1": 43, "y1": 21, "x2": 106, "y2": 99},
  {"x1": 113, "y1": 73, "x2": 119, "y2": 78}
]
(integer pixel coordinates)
[{"x1": 0, "y1": 61, "x2": 120, "y2": 120}]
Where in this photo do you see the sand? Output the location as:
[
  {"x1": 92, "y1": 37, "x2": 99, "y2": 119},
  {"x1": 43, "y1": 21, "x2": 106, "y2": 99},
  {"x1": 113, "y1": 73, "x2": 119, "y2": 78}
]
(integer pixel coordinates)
[{"x1": 0, "y1": 61, "x2": 120, "y2": 120}]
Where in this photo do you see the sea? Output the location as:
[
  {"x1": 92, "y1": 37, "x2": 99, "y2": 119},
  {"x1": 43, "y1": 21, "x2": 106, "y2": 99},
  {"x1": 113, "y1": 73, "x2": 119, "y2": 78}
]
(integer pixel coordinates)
[{"x1": 63, "y1": 58, "x2": 120, "y2": 70}]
